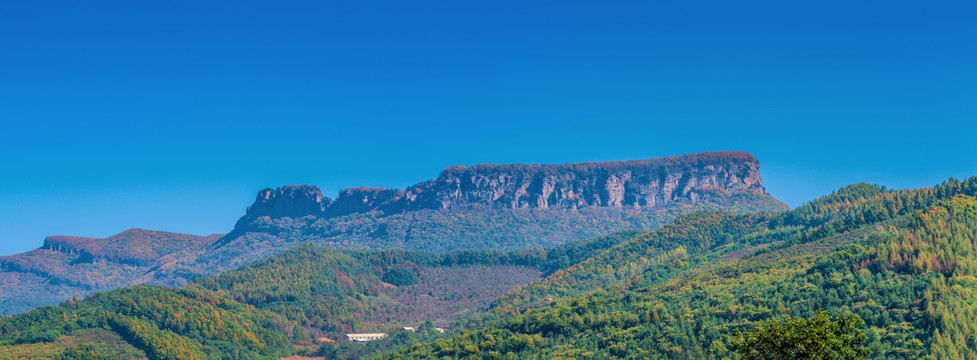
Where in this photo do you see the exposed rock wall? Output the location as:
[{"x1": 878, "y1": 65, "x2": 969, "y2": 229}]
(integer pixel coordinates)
[
  {"x1": 237, "y1": 151, "x2": 765, "y2": 225},
  {"x1": 246, "y1": 185, "x2": 331, "y2": 219},
  {"x1": 412, "y1": 151, "x2": 763, "y2": 210}
]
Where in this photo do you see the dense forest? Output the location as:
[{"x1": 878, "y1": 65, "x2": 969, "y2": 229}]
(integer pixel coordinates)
[
  {"x1": 388, "y1": 177, "x2": 977, "y2": 359},
  {"x1": 0, "y1": 285, "x2": 292, "y2": 359}
]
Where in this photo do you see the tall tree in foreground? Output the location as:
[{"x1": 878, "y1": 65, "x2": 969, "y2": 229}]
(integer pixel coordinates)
[{"x1": 728, "y1": 310, "x2": 870, "y2": 360}]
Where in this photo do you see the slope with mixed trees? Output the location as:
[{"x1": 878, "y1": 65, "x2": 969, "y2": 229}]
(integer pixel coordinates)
[
  {"x1": 0, "y1": 230, "x2": 650, "y2": 359},
  {"x1": 0, "y1": 151, "x2": 786, "y2": 315},
  {"x1": 387, "y1": 177, "x2": 977, "y2": 359},
  {"x1": 189, "y1": 229, "x2": 650, "y2": 340},
  {"x1": 0, "y1": 285, "x2": 293, "y2": 360}
]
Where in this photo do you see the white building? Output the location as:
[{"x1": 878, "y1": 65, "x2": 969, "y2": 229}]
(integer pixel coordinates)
[{"x1": 346, "y1": 333, "x2": 387, "y2": 342}]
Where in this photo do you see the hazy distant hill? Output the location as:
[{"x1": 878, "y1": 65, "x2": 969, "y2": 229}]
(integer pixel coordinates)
[
  {"x1": 0, "y1": 230, "x2": 221, "y2": 315},
  {"x1": 0, "y1": 151, "x2": 787, "y2": 315}
]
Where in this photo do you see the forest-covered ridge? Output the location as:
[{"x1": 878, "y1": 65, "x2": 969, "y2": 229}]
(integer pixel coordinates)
[
  {"x1": 387, "y1": 177, "x2": 977, "y2": 359},
  {"x1": 0, "y1": 230, "x2": 651, "y2": 359}
]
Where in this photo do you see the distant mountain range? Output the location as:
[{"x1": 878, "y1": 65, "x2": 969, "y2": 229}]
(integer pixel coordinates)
[{"x1": 0, "y1": 151, "x2": 787, "y2": 315}]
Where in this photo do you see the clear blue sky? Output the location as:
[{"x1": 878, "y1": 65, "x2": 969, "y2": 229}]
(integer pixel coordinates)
[{"x1": 2, "y1": 1, "x2": 975, "y2": 255}]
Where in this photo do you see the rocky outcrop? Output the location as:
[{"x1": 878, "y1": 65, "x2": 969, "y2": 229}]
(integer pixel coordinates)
[
  {"x1": 409, "y1": 151, "x2": 764, "y2": 210},
  {"x1": 328, "y1": 187, "x2": 408, "y2": 217},
  {"x1": 246, "y1": 185, "x2": 332, "y2": 218},
  {"x1": 229, "y1": 185, "x2": 331, "y2": 234},
  {"x1": 233, "y1": 151, "x2": 766, "y2": 227}
]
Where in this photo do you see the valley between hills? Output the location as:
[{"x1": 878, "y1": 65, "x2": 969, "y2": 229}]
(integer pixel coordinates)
[{"x1": 3, "y1": 151, "x2": 976, "y2": 359}]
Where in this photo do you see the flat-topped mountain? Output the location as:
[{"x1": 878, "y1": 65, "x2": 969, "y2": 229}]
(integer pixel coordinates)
[
  {"x1": 211, "y1": 151, "x2": 785, "y2": 278},
  {"x1": 232, "y1": 151, "x2": 769, "y2": 235}
]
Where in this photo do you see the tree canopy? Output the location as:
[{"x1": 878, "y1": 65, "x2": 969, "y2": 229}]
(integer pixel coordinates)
[{"x1": 728, "y1": 310, "x2": 869, "y2": 360}]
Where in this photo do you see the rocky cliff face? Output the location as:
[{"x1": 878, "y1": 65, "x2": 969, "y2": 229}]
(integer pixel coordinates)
[
  {"x1": 411, "y1": 151, "x2": 764, "y2": 210},
  {"x1": 246, "y1": 185, "x2": 332, "y2": 219},
  {"x1": 235, "y1": 151, "x2": 766, "y2": 225}
]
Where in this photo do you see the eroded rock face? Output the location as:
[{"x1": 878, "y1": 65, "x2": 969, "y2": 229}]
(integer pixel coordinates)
[
  {"x1": 245, "y1": 185, "x2": 331, "y2": 219},
  {"x1": 228, "y1": 185, "x2": 331, "y2": 236},
  {"x1": 409, "y1": 151, "x2": 764, "y2": 210},
  {"x1": 328, "y1": 188, "x2": 408, "y2": 217},
  {"x1": 237, "y1": 151, "x2": 766, "y2": 225}
]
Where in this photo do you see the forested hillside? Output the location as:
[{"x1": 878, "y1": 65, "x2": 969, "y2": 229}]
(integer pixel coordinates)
[
  {"x1": 0, "y1": 231, "x2": 649, "y2": 359},
  {"x1": 0, "y1": 285, "x2": 292, "y2": 360},
  {"x1": 388, "y1": 177, "x2": 977, "y2": 359},
  {"x1": 192, "y1": 230, "x2": 649, "y2": 337}
]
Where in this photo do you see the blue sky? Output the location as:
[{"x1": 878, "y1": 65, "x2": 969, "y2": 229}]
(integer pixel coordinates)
[{"x1": 2, "y1": 1, "x2": 975, "y2": 255}]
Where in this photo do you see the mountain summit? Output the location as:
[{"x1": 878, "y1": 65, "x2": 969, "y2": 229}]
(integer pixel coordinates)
[
  {"x1": 231, "y1": 151, "x2": 770, "y2": 235},
  {"x1": 220, "y1": 152, "x2": 783, "y2": 250}
]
